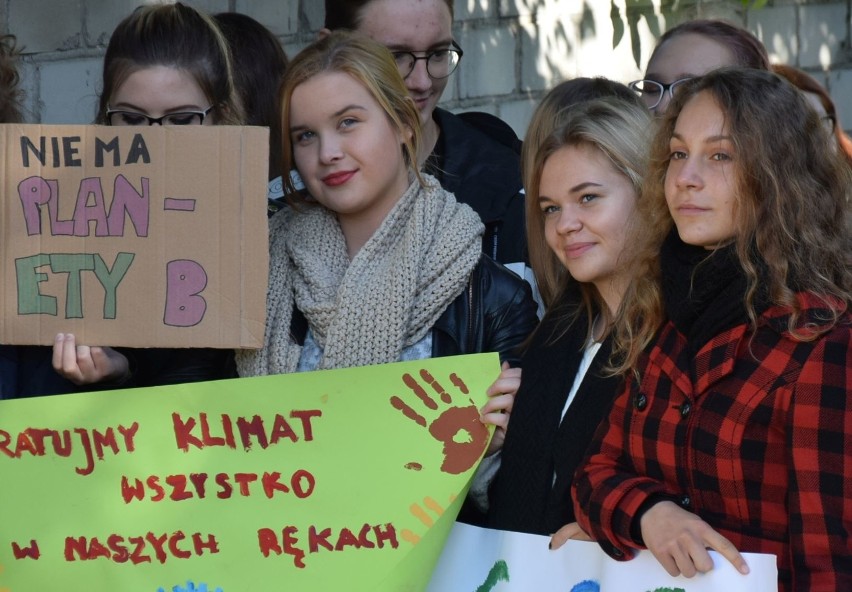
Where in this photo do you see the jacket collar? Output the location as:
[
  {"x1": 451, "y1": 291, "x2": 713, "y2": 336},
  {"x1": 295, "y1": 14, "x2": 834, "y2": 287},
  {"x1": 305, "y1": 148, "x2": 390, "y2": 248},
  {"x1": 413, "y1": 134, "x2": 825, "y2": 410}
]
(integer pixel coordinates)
[{"x1": 646, "y1": 293, "x2": 845, "y2": 398}]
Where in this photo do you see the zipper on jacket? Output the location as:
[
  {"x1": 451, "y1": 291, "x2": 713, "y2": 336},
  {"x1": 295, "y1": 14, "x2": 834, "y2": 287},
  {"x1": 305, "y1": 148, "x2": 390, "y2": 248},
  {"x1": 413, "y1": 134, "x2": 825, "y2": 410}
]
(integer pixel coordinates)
[{"x1": 466, "y1": 272, "x2": 475, "y2": 352}]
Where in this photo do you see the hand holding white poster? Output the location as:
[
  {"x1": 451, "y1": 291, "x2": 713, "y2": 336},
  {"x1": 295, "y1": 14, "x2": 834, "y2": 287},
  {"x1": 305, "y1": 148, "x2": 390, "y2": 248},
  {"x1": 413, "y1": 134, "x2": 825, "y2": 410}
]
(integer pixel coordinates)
[{"x1": 428, "y1": 522, "x2": 778, "y2": 592}]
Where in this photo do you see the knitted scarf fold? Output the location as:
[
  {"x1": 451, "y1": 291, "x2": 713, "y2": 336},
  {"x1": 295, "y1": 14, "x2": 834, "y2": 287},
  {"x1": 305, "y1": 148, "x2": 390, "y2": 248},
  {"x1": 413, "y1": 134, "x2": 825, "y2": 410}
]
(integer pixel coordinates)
[{"x1": 236, "y1": 174, "x2": 483, "y2": 376}]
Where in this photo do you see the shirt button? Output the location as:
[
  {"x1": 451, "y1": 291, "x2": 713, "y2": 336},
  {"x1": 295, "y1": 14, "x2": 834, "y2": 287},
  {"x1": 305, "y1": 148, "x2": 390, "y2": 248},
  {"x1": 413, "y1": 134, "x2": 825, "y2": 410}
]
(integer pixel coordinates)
[
  {"x1": 680, "y1": 495, "x2": 691, "y2": 508},
  {"x1": 680, "y1": 402, "x2": 691, "y2": 418},
  {"x1": 634, "y1": 393, "x2": 648, "y2": 410}
]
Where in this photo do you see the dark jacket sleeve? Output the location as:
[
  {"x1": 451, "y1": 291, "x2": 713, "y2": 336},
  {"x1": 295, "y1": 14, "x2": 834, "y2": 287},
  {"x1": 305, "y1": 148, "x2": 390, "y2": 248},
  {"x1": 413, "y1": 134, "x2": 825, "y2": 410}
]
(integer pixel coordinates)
[
  {"x1": 1, "y1": 344, "x2": 234, "y2": 399},
  {"x1": 126, "y1": 347, "x2": 237, "y2": 387},
  {"x1": 5, "y1": 345, "x2": 80, "y2": 398}
]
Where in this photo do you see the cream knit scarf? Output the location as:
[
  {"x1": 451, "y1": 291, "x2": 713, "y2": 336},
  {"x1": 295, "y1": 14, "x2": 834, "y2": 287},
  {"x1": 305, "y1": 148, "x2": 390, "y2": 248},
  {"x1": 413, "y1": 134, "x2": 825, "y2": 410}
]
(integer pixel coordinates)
[{"x1": 236, "y1": 174, "x2": 484, "y2": 376}]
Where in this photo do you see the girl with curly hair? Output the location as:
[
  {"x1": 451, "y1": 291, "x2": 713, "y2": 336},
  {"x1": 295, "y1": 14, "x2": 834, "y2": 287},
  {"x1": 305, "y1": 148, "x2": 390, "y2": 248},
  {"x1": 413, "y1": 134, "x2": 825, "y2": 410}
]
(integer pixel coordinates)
[{"x1": 574, "y1": 68, "x2": 851, "y2": 591}]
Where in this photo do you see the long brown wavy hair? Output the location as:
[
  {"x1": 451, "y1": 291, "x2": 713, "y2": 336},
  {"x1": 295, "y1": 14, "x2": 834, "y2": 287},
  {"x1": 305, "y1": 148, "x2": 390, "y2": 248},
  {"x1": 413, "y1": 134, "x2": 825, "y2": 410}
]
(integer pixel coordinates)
[{"x1": 613, "y1": 67, "x2": 852, "y2": 375}]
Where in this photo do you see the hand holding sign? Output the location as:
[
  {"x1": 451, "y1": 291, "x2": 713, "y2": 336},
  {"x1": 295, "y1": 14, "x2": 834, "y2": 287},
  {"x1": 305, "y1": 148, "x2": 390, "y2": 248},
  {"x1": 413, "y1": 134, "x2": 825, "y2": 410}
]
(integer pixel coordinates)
[
  {"x1": 390, "y1": 369, "x2": 490, "y2": 475},
  {"x1": 52, "y1": 332, "x2": 130, "y2": 385}
]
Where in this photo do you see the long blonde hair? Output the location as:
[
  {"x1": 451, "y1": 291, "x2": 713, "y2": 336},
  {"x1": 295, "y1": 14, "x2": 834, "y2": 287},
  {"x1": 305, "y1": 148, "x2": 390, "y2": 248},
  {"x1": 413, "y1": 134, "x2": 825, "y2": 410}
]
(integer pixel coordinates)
[{"x1": 525, "y1": 97, "x2": 650, "y2": 338}]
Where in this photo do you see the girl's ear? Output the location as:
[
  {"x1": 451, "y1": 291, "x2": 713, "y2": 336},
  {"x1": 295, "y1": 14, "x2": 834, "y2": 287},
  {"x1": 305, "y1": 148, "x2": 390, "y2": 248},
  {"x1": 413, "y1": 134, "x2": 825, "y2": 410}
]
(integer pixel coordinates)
[
  {"x1": 399, "y1": 124, "x2": 416, "y2": 167},
  {"x1": 402, "y1": 124, "x2": 414, "y2": 143}
]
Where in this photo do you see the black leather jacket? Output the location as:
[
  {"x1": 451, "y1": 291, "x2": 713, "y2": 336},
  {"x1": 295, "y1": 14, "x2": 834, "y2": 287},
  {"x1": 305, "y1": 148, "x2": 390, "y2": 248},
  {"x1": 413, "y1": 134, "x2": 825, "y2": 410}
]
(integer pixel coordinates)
[
  {"x1": 290, "y1": 255, "x2": 537, "y2": 366},
  {"x1": 431, "y1": 255, "x2": 536, "y2": 365}
]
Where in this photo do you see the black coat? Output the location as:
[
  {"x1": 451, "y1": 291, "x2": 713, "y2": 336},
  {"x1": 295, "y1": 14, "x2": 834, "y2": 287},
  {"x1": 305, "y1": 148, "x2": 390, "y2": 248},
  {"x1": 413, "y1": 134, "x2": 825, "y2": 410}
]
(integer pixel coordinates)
[
  {"x1": 484, "y1": 303, "x2": 623, "y2": 535},
  {"x1": 1, "y1": 344, "x2": 234, "y2": 399},
  {"x1": 428, "y1": 108, "x2": 527, "y2": 267}
]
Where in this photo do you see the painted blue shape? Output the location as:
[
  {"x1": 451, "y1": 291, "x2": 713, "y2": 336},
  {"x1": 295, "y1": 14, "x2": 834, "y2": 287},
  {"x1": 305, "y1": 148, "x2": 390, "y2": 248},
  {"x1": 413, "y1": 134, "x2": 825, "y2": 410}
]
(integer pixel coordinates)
[
  {"x1": 156, "y1": 581, "x2": 223, "y2": 592},
  {"x1": 570, "y1": 580, "x2": 600, "y2": 592}
]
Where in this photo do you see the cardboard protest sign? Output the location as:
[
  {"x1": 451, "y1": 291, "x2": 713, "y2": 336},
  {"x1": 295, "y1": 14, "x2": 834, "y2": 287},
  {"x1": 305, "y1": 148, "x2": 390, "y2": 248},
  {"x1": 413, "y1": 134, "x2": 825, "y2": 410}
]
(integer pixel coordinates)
[
  {"x1": 428, "y1": 522, "x2": 779, "y2": 592},
  {"x1": 0, "y1": 353, "x2": 499, "y2": 591},
  {"x1": 0, "y1": 124, "x2": 268, "y2": 348}
]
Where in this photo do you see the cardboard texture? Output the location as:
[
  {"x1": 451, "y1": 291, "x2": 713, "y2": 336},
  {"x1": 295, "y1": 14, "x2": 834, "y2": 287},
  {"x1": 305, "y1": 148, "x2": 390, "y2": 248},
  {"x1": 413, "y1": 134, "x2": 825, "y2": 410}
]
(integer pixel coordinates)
[
  {"x1": 0, "y1": 353, "x2": 499, "y2": 591},
  {"x1": 0, "y1": 124, "x2": 268, "y2": 348}
]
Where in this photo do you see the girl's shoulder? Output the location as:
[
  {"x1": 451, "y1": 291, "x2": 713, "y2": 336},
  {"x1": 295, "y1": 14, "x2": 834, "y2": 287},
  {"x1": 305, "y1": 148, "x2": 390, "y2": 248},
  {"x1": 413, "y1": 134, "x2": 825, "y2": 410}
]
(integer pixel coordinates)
[{"x1": 760, "y1": 293, "x2": 851, "y2": 341}]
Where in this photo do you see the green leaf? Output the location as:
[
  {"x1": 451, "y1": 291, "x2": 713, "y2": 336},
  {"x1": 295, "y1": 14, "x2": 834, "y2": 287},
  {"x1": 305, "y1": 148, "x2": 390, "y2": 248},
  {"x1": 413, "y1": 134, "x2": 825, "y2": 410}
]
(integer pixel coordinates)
[
  {"x1": 611, "y1": 2, "x2": 625, "y2": 48},
  {"x1": 626, "y1": 5, "x2": 642, "y2": 69}
]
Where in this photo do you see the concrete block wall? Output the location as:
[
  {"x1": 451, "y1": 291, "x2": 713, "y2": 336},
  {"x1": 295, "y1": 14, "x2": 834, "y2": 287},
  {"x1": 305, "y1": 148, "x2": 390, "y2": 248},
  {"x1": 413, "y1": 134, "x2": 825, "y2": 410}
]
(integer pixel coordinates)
[
  {"x1": 748, "y1": 0, "x2": 852, "y2": 132},
  {"x1": 3, "y1": 0, "x2": 851, "y2": 136}
]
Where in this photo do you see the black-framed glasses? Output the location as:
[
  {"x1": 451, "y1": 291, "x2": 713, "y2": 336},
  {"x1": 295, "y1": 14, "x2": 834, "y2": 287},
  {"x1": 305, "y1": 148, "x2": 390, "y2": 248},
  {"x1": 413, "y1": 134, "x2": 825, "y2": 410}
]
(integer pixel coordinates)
[
  {"x1": 105, "y1": 105, "x2": 215, "y2": 126},
  {"x1": 628, "y1": 78, "x2": 693, "y2": 110},
  {"x1": 391, "y1": 41, "x2": 463, "y2": 80}
]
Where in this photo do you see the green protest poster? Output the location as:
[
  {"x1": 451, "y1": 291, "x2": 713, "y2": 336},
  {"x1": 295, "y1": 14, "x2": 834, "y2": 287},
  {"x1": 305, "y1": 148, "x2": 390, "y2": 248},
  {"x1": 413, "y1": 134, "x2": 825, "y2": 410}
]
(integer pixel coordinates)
[{"x1": 0, "y1": 353, "x2": 499, "y2": 591}]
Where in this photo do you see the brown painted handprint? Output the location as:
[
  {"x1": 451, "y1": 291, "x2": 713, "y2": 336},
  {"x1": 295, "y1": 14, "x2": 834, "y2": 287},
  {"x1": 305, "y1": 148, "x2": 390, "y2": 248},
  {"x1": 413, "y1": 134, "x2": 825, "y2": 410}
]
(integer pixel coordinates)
[{"x1": 390, "y1": 369, "x2": 490, "y2": 474}]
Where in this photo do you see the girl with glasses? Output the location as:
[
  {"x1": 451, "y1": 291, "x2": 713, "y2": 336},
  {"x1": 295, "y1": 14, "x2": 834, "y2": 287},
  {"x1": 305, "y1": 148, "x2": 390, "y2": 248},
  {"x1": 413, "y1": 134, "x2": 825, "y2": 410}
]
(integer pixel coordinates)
[
  {"x1": 631, "y1": 19, "x2": 769, "y2": 115},
  {"x1": 574, "y1": 68, "x2": 851, "y2": 592},
  {"x1": 235, "y1": 31, "x2": 536, "y2": 407},
  {"x1": 95, "y1": 2, "x2": 243, "y2": 127},
  {"x1": 322, "y1": 0, "x2": 528, "y2": 272},
  {"x1": 49, "y1": 3, "x2": 244, "y2": 393}
]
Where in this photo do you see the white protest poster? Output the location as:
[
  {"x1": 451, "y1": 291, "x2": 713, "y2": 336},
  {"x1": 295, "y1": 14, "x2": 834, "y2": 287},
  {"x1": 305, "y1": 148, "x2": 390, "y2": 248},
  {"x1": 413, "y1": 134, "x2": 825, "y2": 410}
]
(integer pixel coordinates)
[{"x1": 427, "y1": 522, "x2": 778, "y2": 592}]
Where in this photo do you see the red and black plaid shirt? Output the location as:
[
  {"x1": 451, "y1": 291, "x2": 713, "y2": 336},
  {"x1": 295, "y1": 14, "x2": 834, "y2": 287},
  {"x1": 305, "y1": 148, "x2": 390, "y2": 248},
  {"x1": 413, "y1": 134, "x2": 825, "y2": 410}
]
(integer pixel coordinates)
[{"x1": 573, "y1": 295, "x2": 851, "y2": 592}]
